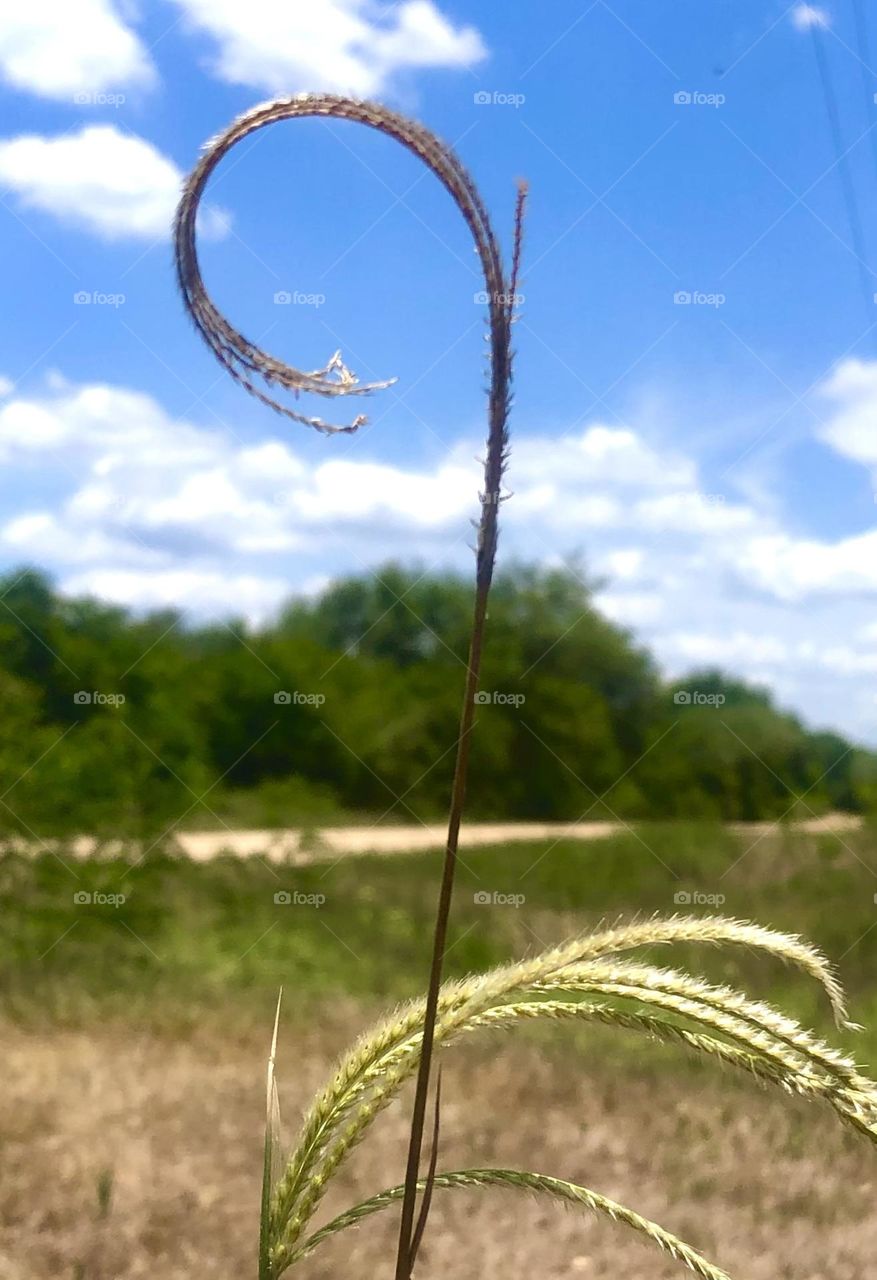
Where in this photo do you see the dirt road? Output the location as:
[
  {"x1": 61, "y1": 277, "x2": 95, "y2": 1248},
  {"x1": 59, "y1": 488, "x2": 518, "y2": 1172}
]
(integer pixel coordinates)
[{"x1": 8, "y1": 813, "x2": 863, "y2": 863}]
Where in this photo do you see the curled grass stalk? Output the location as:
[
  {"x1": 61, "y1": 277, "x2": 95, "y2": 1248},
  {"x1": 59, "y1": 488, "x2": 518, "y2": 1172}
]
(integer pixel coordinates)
[
  {"x1": 174, "y1": 92, "x2": 876, "y2": 1280},
  {"x1": 176, "y1": 92, "x2": 524, "y2": 1277}
]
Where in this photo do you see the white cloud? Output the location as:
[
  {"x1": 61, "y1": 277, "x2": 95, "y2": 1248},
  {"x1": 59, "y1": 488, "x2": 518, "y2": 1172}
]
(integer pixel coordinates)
[
  {"x1": 0, "y1": 126, "x2": 229, "y2": 241},
  {"x1": 665, "y1": 630, "x2": 792, "y2": 668},
  {"x1": 817, "y1": 358, "x2": 877, "y2": 472},
  {"x1": 171, "y1": 0, "x2": 486, "y2": 96},
  {"x1": 61, "y1": 567, "x2": 290, "y2": 618},
  {"x1": 792, "y1": 5, "x2": 830, "y2": 31},
  {"x1": 0, "y1": 379, "x2": 487, "y2": 577},
  {"x1": 731, "y1": 528, "x2": 877, "y2": 600},
  {"x1": 3, "y1": 372, "x2": 877, "y2": 740},
  {"x1": 0, "y1": 2, "x2": 155, "y2": 101},
  {"x1": 597, "y1": 590, "x2": 664, "y2": 627}
]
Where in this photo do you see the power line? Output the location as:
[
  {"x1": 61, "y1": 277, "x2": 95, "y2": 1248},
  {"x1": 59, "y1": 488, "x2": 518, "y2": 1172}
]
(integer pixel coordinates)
[
  {"x1": 810, "y1": 18, "x2": 875, "y2": 317},
  {"x1": 850, "y1": 0, "x2": 877, "y2": 187}
]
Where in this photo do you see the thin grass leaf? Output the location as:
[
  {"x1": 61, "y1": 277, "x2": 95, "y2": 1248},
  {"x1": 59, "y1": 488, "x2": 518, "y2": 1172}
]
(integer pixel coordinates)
[
  {"x1": 260, "y1": 989, "x2": 283, "y2": 1280},
  {"x1": 283, "y1": 1168, "x2": 731, "y2": 1280},
  {"x1": 408, "y1": 1068, "x2": 442, "y2": 1270}
]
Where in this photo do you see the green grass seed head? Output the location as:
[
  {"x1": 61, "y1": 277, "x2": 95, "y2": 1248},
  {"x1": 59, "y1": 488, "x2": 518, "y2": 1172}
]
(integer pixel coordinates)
[{"x1": 260, "y1": 912, "x2": 877, "y2": 1278}]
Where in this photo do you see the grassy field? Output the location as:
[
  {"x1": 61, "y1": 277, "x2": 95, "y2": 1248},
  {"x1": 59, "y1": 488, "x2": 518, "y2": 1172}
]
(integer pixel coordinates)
[
  {"x1": 4, "y1": 822, "x2": 877, "y2": 1043},
  {"x1": 3, "y1": 823, "x2": 877, "y2": 1278}
]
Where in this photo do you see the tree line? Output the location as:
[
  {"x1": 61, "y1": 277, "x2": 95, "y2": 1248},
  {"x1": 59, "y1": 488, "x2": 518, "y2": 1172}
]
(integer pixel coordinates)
[{"x1": 0, "y1": 564, "x2": 873, "y2": 840}]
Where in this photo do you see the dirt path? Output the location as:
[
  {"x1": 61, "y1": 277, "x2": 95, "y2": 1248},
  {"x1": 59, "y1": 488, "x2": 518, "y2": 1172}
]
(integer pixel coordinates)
[{"x1": 7, "y1": 813, "x2": 863, "y2": 863}]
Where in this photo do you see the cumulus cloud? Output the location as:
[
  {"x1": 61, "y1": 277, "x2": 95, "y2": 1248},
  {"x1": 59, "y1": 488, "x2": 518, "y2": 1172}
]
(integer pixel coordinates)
[
  {"x1": 817, "y1": 358, "x2": 877, "y2": 471},
  {"x1": 0, "y1": 126, "x2": 229, "y2": 241},
  {"x1": 730, "y1": 528, "x2": 877, "y2": 600},
  {"x1": 0, "y1": 378, "x2": 486, "y2": 575},
  {"x1": 171, "y1": 0, "x2": 486, "y2": 96},
  {"x1": 0, "y1": 2, "x2": 155, "y2": 101},
  {"x1": 61, "y1": 567, "x2": 291, "y2": 618},
  {"x1": 2, "y1": 370, "x2": 877, "y2": 739}
]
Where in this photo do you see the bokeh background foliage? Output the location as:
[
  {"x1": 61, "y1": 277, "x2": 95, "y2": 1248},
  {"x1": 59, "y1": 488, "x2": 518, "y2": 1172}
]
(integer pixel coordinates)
[{"x1": 2, "y1": 562, "x2": 875, "y2": 840}]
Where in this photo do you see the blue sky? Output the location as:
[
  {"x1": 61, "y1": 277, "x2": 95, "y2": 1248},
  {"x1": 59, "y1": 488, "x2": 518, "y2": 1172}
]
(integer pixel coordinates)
[{"x1": 1, "y1": 1, "x2": 877, "y2": 742}]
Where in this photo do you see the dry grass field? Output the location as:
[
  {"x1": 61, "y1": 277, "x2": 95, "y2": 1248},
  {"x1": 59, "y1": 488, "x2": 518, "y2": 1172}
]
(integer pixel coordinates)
[
  {"x1": 3, "y1": 824, "x2": 876, "y2": 1279},
  {"x1": 2, "y1": 1016, "x2": 875, "y2": 1280}
]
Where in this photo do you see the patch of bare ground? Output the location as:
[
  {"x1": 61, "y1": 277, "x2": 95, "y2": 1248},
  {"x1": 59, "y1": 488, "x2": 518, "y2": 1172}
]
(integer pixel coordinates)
[{"x1": 1, "y1": 1015, "x2": 873, "y2": 1280}]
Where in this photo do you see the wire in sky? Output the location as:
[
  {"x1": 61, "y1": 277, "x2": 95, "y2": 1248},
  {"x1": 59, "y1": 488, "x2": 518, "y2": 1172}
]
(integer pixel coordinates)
[
  {"x1": 810, "y1": 17, "x2": 875, "y2": 318},
  {"x1": 850, "y1": 0, "x2": 877, "y2": 188}
]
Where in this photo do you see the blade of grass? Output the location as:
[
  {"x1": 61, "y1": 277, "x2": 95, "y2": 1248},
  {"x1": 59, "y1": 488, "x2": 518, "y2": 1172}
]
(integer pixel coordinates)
[
  {"x1": 408, "y1": 1068, "x2": 442, "y2": 1271},
  {"x1": 260, "y1": 989, "x2": 283, "y2": 1280}
]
